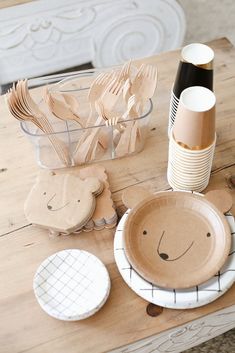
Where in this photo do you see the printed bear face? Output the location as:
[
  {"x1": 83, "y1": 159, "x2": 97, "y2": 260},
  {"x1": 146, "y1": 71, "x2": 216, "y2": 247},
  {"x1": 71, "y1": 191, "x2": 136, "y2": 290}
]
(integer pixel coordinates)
[
  {"x1": 134, "y1": 202, "x2": 213, "y2": 266},
  {"x1": 123, "y1": 188, "x2": 232, "y2": 288},
  {"x1": 24, "y1": 172, "x2": 102, "y2": 233},
  {"x1": 128, "y1": 196, "x2": 214, "y2": 269}
]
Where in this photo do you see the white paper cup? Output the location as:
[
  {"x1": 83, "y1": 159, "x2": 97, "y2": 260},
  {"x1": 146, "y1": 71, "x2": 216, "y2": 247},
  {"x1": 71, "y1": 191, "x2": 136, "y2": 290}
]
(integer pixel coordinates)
[
  {"x1": 170, "y1": 132, "x2": 216, "y2": 155},
  {"x1": 170, "y1": 143, "x2": 215, "y2": 157},
  {"x1": 168, "y1": 88, "x2": 181, "y2": 136},
  {"x1": 169, "y1": 150, "x2": 215, "y2": 164},
  {"x1": 167, "y1": 172, "x2": 210, "y2": 192},
  {"x1": 167, "y1": 130, "x2": 215, "y2": 192},
  {"x1": 172, "y1": 91, "x2": 180, "y2": 102},
  {"x1": 168, "y1": 164, "x2": 211, "y2": 182},
  {"x1": 169, "y1": 163, "x2": 212, "y2": 174},
  {"x1": 169, "y1": 164, "x2": 211, "y2": 179},
  {"x1": 173, "y1": 86, "x2": 216, "y2": 150},
  {"x1": 169, "y1": 44, "x2": 214, "y2": 136}
]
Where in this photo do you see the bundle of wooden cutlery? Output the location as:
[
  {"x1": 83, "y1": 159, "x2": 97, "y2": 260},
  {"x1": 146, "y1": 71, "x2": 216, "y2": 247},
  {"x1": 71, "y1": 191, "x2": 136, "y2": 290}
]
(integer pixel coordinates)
[{"x1": 6, "y1": 62, "x2": 157, "y2": 167}]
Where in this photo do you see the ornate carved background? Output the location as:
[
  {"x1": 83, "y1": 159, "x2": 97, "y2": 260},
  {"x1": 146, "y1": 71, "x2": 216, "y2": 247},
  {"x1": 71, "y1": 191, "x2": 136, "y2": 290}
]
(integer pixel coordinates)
[{"x1": 0, "y1": 0, "x2": 185, "y2": 84}]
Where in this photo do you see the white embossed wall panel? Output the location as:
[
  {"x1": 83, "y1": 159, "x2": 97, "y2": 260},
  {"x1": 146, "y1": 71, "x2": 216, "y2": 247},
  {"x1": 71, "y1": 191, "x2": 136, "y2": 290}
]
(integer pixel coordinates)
[{"x1": 0, "y1": 0, "x2": 185, "y2": 85}]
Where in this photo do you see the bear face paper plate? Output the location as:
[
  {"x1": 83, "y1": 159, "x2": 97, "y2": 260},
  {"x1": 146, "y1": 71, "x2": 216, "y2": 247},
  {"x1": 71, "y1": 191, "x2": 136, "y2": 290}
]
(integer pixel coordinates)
[
  {"x1": 122, "y1": 189, "x2": 232, "y2": 289},
  {"x1": 24, "y1": 172, "x2": 103, "y2": 234},
  {"x1": 114, "y1": 208, "x2": 235, "y2": 309}
]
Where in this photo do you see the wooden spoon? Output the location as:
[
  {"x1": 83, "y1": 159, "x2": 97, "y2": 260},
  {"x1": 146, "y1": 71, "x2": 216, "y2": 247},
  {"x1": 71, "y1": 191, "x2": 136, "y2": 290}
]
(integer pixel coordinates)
[{"x1": 44, "y1": 88, "x2": 83, "y2": 126}]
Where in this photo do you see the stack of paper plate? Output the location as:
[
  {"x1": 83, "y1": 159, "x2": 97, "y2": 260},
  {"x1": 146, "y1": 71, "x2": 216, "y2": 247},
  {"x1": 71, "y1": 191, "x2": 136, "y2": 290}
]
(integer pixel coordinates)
[
  {"x1": 34, "y1": 249, "x2": 110, "y2": 320},
  {"x1": 114, "y1": 191, "x2": 235, "y2": 309}
]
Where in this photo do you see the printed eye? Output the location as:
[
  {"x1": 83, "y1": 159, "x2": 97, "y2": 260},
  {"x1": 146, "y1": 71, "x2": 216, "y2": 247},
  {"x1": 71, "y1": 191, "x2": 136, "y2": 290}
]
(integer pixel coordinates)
[
  {"x1": 143, "y1": 230, "x2": 147, "y2": 235},
  {"x1": 43, "y1": 192, "x2": 46, "y2": 195},
  {"x1": 207, "y1": 232, "x2": 211, "y2": 237},
  {"x1": 77, "y1": 200, "x2": 80, "y2": 203}
]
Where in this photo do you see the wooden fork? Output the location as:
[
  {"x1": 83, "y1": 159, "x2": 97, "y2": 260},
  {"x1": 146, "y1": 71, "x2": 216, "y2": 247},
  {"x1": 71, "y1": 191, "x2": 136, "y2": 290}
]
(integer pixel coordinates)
[
  {"x1": 7, "y1": 84, "x2": 71, "y2": 166},
  {"x1": 123, "y1": 78, "x2": 132, "y2": 104},
  {"x1": 117, "y1": 60, "x2": 132, "y2": 82},
  {"x1": 75, "y1": 72, "x2": 114, "y2": 150},
  {"x1": 101, "y1": 77, "x2": 124, "y2": 115},
  {"x1": 7, "y1": 88, "x2": 44, "y2": 131},
  {"x1": 86, "y1": 71, "x2": 115, "y2": 127},
  {"x1": 115, "y1": 95, "x2": 139, "y2": 156},
  {"x1": 96, "y1": 100, "x2": 125, "y2": 131},
  {"x1": 73, "y1": 115, "x2": 104, "y2": 164},
  {"x1": 74, "y1": 75, "x2": 125, "y2": 160},
  {"x1": 131, "y1": 64, "x2": 158, "y2": 102},
  {"x1": 19, "y1": 80, "x2": 71, "y2": 166}
]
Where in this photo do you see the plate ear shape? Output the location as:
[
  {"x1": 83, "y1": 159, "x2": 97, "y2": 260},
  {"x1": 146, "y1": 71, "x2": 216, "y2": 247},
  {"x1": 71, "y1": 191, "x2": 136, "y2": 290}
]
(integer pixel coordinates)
[
  {"x1": 205, "y1": 189, "x2": 233, "y2": 214},
  {"x1": 122, "y1": 186, "x2": 152, "y2": 209}
]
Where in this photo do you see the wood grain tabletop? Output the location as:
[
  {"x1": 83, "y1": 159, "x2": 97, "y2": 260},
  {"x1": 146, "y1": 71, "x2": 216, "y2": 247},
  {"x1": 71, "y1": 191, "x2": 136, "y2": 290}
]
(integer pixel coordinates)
[
  {"x1": 0, "y1": 38, "x2": 234, "y2": 353},
  {"x1": 0, "y1": 0, "x2": 33, "y2": 9}
]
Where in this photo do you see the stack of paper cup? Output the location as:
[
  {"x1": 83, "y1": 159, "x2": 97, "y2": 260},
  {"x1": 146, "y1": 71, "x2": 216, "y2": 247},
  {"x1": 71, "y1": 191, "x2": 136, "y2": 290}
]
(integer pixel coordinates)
[
  {"x1": 169, "y1": 88, "x2": 180, "y2": 134},
  {"x1": 167, "y1": 86, "x2": 216, "y2": 192},
  {"x1": 168, "y1": 43, "x2": 214, "y2": 136}
]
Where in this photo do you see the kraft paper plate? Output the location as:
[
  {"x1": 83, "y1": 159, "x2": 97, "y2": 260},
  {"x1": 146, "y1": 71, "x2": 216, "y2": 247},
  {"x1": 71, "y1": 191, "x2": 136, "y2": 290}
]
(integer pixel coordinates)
[
  {"x1": 114, "y1": 210, "x2": 235, "y2": 309},
  {"x1": 123, "y1": 191, "x2": 231, "y2": 289}
]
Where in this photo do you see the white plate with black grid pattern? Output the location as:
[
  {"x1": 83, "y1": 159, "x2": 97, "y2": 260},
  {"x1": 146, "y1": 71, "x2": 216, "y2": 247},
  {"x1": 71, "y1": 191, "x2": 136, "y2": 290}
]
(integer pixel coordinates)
[
  {"x1": 33, "y1": 249, "x2": 110, "y2": 321},
  {"x1": 114, "y1": 194, "x2": 235, "y2": 309}
]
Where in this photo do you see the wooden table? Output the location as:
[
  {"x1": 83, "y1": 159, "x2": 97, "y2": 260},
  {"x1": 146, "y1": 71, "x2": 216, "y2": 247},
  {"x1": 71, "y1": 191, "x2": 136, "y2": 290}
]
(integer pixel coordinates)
[
  {"x1": 0, "y1": 38, "x2": 234, "y2": 353},
  {"x1": 0, "y1": 0, "x2": 32, "y2": 9}
]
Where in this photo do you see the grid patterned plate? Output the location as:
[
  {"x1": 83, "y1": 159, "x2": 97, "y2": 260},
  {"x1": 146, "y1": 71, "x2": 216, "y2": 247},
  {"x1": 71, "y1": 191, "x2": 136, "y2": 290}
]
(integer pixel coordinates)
[
  {"x1": 33, "y1": 249, "x2": 110, "y2": 321},
  {"x1": 114, "y1": 203, "x2": 235, "y2": 309}
]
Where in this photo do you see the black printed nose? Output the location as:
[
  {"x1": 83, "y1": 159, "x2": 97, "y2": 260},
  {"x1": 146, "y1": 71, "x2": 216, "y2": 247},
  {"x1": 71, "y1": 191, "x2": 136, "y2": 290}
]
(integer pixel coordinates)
[
  {"x1": 159, "y1": 253, "x2": 169, "y2": 260},
  {"x1": 47, "y1": 205, "x2": 52, "y2": 210}
]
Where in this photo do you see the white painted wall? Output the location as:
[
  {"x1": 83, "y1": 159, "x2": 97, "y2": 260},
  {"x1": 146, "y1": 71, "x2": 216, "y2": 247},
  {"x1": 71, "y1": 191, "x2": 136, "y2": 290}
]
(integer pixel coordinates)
[{"x1": 178, "y1": 0, "x2": 235, "y2": 45}]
